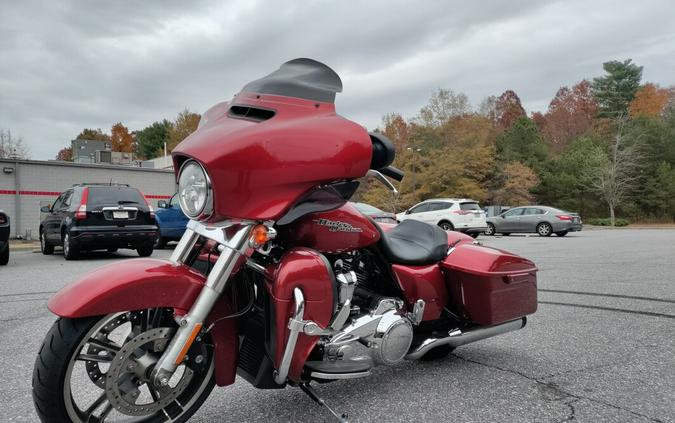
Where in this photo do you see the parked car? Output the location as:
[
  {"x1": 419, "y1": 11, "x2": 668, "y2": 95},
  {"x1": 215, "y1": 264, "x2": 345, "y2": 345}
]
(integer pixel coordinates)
[
  {"x1": 352, "y1": 202, "x2": 398, "y2": 224},
  {"x1": 0, "y1": 210, "x2": 9, "y2": 265},
  {"x1": 39, "y1": 183, "x2": 158, "y2": 259},
  {"x1": 485, "y1": 205, "x2": 582, "y2": 237},
  {"x1": 154, "y1": 193, "x2": 189, "y2": 248},
  {"x1": 396, "y1": 198, "x2": 487, "y2": 238}
]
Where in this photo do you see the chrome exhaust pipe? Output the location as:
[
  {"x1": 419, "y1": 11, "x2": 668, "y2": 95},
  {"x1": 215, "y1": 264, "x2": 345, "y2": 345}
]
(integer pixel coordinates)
[{"x1": 406, "y1": 317, "x2": 527, "y2": 360}]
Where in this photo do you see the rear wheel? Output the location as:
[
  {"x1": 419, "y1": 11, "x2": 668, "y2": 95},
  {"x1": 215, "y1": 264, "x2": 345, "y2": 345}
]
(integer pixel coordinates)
[
  {"x1": 137, "y1": 245, "x2": 154, "y2": 257},
  {"x1": 484, "y1": 223, "x2": 495, "y2": 236},
  {"x1": 555, "y1": 231, "x2": 568, "y2": 237},
  {"x1": 32, "y1": 311, "x2": 215, "y2": 423},
  {"x1": 537, "y1": 222, "x2": 553, "y2": 237},
  {"x1": 0, "y1": 244, "x2": 8, "y2": 265},
  {"x1": 438, "y1": 221, "x2": 454, "y2": 231},
  {"x1": 40, "y1": 229, "x2": 54, "y2": 255},
  {"x1": 63, "y1": 231, "x2": 79, "y2": 260}
]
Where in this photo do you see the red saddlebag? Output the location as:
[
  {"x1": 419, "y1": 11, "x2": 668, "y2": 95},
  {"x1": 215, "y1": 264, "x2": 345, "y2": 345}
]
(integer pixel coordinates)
[{"x1": 440, "y1": 243, "x2": 537, "y2": 325}]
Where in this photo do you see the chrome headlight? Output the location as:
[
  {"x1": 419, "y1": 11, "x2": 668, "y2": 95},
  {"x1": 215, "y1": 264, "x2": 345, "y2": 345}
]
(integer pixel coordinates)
[{"x1": 177, "y1": 160, "x2": 212, "y2": 219}]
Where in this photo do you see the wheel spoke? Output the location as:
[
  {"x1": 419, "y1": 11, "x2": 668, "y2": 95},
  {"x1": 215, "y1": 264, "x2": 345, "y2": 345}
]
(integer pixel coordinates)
[
  {"x1": 76, "y1": 353, "x2": 113, "y2": 363},
  {"x1": 88, "y1": 338, "x2": 121, "y2": 354},
  {"x1": 83, "y1": 392, "x2": 114, "y2": 422}
]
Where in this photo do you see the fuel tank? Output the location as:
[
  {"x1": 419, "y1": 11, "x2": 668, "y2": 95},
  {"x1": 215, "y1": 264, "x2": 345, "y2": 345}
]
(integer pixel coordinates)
[{"x1": 278, "y1": 202, "x2": 380, "y2": 253}]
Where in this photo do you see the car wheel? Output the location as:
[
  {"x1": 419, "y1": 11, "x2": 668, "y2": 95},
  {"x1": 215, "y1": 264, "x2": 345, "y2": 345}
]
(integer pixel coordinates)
[
  {"x1": 154, "y1": 235, "x2": 166, "y2": 249},
  {"x1": 537, "y1": 222, "x2": 553, "y2": 237},
  {"x1": 485, "y1": 223, "x2": 495, "y2": 236},
  {"x1": 62, "y1": 231, "x2": 79, "y2": 260},
  {"x1": 438, "y1": 221, "x2": 454, "y2": 231},
  {"x1": 0, "y1": 244, "x2": 8, "y2": 265},
  {"x1": 469, "y1": 232, "x2": 480, "y2": 238},
  {"x1": 40, "y1": 230, "x2": 54, "y2": 255},
  {"x1": 137, "y1": 244, "x2": 154, "y2": 257},
  {"x1": 555, "y1": 231, "x2": 568, "y2": 237}
]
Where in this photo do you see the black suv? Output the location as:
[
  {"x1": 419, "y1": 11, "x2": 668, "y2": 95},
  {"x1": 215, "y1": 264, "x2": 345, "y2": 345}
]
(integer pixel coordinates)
[
  {"x1": 0, "y1": 210, "x2": 9, "y2": 265},
  {"x1": 39, "y1": 183, "x2": 158, "y2": 260}
]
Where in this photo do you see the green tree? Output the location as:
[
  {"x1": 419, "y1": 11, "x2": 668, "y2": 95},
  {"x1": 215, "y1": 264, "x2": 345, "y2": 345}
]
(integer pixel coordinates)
[
  {"x1": 496, "y1": 117, "x2": 548, "y2": 170},
  {"x1": 592, "y1": 59, "x2": 642, "y2": 118},
  {"x1": 168, "y1": 109, "x2": 201, "y2": 151},
  {"x1": 136, "y1": 120, "x2": 173, "y2": 159}
]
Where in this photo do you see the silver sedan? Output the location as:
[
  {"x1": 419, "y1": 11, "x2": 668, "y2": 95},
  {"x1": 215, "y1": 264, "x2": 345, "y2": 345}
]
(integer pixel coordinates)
[{"x1": 484, "y1": 206, "x2": 582, "y2": 237}]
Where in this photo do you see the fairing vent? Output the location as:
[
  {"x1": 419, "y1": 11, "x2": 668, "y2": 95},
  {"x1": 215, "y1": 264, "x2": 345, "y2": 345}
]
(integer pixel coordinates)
[{"x1": 228, "y1": 105, "x2": 275, "y2": 122}]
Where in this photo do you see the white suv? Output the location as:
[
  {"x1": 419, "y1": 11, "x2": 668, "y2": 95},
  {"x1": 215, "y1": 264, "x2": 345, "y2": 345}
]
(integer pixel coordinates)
[{"x1": 396, "y1": 198, "x2": 487, "y2": 238}]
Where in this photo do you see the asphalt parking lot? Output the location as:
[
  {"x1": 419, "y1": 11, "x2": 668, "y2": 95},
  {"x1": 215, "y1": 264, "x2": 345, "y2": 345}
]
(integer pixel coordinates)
[{"x1": 1, "y1": 229, "x2": 674, "y2": 422}]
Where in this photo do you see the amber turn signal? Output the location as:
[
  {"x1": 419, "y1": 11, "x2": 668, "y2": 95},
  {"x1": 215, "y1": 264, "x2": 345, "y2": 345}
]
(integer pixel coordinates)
[{"x1": 249, "y1": 225, "x2": 271, "y2": 248}]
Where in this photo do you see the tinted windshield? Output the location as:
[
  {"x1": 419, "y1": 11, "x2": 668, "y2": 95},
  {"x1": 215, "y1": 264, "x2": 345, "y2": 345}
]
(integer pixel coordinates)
[
  {"x1": 87, "y1": 187, "x2": 145, "y2": 206},
  {"x1": 353, "y1": 202, "x2": 385, "y2": 214}
]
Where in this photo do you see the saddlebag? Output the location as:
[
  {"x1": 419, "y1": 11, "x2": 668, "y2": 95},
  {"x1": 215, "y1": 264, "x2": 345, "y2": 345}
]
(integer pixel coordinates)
[{"x1": 440, "y1": 243, "x2": 537, "y2": 325}]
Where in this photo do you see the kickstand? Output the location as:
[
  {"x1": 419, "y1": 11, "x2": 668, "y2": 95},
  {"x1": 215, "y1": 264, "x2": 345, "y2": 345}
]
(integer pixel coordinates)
[{"x1": 300, "y1": 383, "x2": 349, "y2": 423}]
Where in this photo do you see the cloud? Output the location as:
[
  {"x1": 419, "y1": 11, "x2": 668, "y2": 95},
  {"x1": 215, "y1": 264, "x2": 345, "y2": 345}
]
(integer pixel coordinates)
[{"x1": 1, "y1": 0, "x2": 674, "y2": 159}]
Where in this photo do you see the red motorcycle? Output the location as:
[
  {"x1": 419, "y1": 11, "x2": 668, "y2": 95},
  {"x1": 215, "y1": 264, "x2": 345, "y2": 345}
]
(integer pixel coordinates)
[{"x1": 32, "y1": 59, "x2": 537, "y2": 422}]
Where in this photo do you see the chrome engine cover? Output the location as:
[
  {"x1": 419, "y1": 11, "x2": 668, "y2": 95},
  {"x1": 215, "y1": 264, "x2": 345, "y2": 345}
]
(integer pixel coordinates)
[{"x1": 325, "y1": 298, "x2": 414, "y2": 366}]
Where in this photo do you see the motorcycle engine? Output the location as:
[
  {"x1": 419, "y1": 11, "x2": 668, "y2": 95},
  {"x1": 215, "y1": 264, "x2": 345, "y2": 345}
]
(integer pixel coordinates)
[{"x1": 325, "y1": 253, "x2": 414, "y2": 367}]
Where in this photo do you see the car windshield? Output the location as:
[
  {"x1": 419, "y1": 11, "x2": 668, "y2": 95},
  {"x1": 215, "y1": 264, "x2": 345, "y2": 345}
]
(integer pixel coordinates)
[
  {"x1": 353, "y1": 202, "x2": 385, "y2": 214},
  {"x1": 88, "y1": 187, "x2": 145, "y2": 206}
]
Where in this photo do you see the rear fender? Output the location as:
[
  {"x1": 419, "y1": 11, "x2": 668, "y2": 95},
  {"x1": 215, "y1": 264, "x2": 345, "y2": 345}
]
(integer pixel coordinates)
[{"x1": 48, "y1": 258, "x2": 238, "y2": 386}]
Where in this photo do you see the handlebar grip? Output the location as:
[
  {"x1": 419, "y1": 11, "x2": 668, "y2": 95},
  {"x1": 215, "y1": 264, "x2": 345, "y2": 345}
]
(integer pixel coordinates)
[{"x1": 379, "y1": 166, "x2": 404, "y2": 182}]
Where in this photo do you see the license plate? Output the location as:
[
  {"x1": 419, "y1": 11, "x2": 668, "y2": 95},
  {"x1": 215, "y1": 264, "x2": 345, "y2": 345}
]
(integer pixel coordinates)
[{"x1": 113, "y1": 211, "x2": 128, "y2": 219}]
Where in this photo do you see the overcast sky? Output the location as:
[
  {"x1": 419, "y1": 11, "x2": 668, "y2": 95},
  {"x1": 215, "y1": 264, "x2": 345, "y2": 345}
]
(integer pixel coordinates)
[{"x1": 1, "y1": 0, "x2": 674, "y2": 160}]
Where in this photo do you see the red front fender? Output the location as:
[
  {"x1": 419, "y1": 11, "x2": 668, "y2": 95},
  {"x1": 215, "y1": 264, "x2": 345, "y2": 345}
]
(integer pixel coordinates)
[{"x1": 48, "y1": 258, "x2": 238, "y2": 387}]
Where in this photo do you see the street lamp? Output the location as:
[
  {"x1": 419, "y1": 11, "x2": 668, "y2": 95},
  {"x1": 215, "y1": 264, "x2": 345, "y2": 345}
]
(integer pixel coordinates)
[{"x1": 406, "y1": 147, "x2": 422, "y2": 196}]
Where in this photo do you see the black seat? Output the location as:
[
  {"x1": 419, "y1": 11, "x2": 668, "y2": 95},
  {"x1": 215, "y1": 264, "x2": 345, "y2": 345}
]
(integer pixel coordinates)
[{"x1": 378, "y1": 219, "x2": 448, "y2": 265}]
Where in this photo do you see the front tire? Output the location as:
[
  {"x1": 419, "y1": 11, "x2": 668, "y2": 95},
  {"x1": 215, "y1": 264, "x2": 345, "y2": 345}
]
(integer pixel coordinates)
[
  {"x1": 0, "y1": 244, "x2": 8, "y2": 265},
  {"x1": 40, "y1": 230, "x2": 54, "y2": 255},
  {"x1": 33, "y1": 313, "x2": 215, "y2": 423},
  {"x1": 537, "y1": 222, "x2": 553, "y2": 237}
]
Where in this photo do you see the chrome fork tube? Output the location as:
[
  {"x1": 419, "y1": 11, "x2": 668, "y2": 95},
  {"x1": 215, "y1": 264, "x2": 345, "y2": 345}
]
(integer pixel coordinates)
[{"x1": 152, "y1": 223, "x2": 252, "y2": 387}]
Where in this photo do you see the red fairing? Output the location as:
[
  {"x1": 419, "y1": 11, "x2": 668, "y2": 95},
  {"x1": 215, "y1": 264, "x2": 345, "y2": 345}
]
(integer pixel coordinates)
[
  {"x1": 48, "y1": 259, "x2": 239, "y2": 387},
  {"x1": 280, "y1": 202, "x2": 380, "y2": 253},
  {"x1": 172, "y1": 93, "x2": 373, "y2": 222},
  {"x1": 441, "y1": 244, "x2": 538, "y2": 325},
  {"x1": 392, "y1": 264, "x2": 447, "y2": 321},
  {"x1": 265, "y1": 248, "x2": 334, "y2": 382}
]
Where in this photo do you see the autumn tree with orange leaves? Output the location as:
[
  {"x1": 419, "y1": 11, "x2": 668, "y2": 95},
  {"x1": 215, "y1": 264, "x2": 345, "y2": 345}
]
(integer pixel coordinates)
[
  {"x1": 629, "y1": 83, "x2": 670, "y2": 118},
  {"x1": 110, "y1": 123, "x2": 134, "y2": 152}
]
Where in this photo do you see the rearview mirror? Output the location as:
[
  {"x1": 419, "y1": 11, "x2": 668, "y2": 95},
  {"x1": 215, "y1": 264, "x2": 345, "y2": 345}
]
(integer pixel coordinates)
[
  {"x1": 40, "y1": 205, "x2": 51, "y2": 213},
  {"x1": 157, "y1": 200, "x2": 168, "y2": 208}
]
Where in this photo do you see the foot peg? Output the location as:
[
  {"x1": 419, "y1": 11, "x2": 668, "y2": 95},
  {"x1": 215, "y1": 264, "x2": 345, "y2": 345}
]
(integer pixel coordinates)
[{"x1": 300, "y1": 383, "x2": 349, "y2": 423}]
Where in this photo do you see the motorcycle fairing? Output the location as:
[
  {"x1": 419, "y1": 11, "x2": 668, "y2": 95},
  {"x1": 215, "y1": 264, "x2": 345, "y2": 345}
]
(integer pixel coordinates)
[
  {"x1": 172, "y1": 62, "x2": 373, "y2": 223},
  {"x1": 265, "y1": 248, "x2": 334, "y2": 382},
  {"x1": 47, "y1": 259, "x2": 239, "y2": 386}
]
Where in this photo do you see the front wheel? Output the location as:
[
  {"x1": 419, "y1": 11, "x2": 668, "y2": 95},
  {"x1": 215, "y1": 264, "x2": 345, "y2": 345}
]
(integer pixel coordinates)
[
  {"x1": 32, "y1": 310, "x2": 215, "y2": 423},
  {"x1": 40, "y1": 230, "x2": 54, "y2": 255},
  {"x1": 438, "y1": 221, "x2": 454, "y2": 231}
]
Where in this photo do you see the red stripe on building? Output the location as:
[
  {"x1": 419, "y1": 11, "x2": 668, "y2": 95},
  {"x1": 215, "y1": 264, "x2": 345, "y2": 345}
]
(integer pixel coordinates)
[{"x1": 0, "y1": 190, "x2": 170, "y2": 199}]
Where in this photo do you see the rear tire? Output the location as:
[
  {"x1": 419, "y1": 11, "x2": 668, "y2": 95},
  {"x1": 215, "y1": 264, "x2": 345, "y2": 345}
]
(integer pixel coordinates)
[
  {"x1": 137, "y1": 244, "x2": 154, "y2": 257},
  {"x1": 62, "y1": 231, "x2": 79, "y2": 260},
  {"x1": 537, "y1": 222, "x2": 553, "y2": 237},
  {"x1": 555, "y1": 231, "x2": 568, "y2": 237},
  {"x1": 0, "y1": 244, "x2": 8, "y2": 265},
  {"x1": 438, "y1": 221, "x2": 454, "y2": 231},
  {"x1": 420, "y1": 344, "x2": 454, "y2": 361},
  {"x1": 154, "y1": 235, "x2": 166, "y2": 249},
  {"x1": 484, "y1": 223, "x2": 495, "y2": 236},
  {"x1": 40, "y1": 230, "x2": 54, "y2": 255},
  {"x1": 32, "y1": 314, "x2": 215, "y2": 423}
]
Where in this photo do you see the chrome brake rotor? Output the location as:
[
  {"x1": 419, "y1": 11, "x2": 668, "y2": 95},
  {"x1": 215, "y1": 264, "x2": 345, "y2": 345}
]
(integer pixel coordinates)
[
  {"x1": 105, "y1": 327, "x2": 193, "y2": 417},
  {"x1": 84, "y1": 313, "x2": 131, "y2": 389}
]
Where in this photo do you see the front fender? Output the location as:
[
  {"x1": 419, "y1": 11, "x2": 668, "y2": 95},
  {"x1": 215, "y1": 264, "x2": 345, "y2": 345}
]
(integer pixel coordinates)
[{"x1": 48, "y1": 258, "x2": 238, "y2": 387}]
